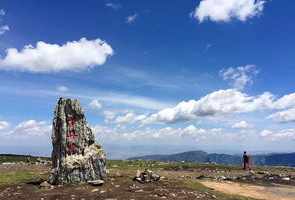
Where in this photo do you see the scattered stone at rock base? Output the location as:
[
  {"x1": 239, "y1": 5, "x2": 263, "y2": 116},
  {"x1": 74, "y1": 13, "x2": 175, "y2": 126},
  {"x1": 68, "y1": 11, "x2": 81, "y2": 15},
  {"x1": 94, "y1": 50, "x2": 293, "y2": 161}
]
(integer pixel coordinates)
[
  {"x1": 114, "y1": 171, "x2": 122, "y2": 177},
  {"x1": 39, "y1": 181, "x2": 52, "y2": 188},
  {"x1": 282, "y1": 177, "x2": 290, "y2": 181},
  {"x1": 48, "y1": 97, "x2": 106, "y2": 185},
  {"x1": 88, "y1": 179, "x2": 105, "y2": 186},
  {"x1": 257, "y1": 171, "x2": 270, "y2": 175},
  {"x1": 91, "y1": 188, "x2": 99, "y2": 192},
  {"x1": 195, "y1": 170, "x2": 295, "y2": 186},
  {"x1": 133, "y1": 169, "x2": 161, "y2": 183}
]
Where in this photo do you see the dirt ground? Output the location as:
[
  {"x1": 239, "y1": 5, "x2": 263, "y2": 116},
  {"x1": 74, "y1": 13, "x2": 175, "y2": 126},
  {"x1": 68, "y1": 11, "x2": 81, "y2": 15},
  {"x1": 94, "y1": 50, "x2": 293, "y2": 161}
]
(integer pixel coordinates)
[
  {"x1": 0, "y1": 164, "x2": 217, "y2": 200},
  {"x1": 201, "y1": 180, "x2": 295, "y2": 200},
  {"x1": 0, "y1": 178, "x2": 217, "y2": 200}
]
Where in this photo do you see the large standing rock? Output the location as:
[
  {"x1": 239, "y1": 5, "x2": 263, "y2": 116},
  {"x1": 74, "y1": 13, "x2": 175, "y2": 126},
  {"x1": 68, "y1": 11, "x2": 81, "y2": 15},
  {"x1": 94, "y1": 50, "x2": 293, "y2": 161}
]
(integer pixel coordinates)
[{"x1": 49, "y1": 98, "x2": 106, "y2": 185}]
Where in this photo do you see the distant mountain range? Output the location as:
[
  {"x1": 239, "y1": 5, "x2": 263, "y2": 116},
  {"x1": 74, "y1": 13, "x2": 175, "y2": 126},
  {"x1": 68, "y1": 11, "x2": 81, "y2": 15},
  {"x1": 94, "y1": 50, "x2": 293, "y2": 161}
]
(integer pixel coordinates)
[{"x1": 128, "y1": 151, "x2": 295, "y2": 167}]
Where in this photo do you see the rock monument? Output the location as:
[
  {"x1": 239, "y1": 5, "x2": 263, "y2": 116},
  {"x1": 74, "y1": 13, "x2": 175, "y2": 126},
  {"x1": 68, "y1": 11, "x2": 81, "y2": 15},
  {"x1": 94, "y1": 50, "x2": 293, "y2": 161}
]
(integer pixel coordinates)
[{"x1": 49, "y1": 97, "x2": 106, "y2": 185}]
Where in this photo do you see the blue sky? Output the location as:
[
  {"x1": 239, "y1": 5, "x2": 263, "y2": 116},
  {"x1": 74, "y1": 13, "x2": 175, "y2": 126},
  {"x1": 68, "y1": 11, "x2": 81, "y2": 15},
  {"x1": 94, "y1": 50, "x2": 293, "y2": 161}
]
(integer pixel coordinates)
[{"x1": 0, "y1": 0, "x2": 295, "y2": 159}]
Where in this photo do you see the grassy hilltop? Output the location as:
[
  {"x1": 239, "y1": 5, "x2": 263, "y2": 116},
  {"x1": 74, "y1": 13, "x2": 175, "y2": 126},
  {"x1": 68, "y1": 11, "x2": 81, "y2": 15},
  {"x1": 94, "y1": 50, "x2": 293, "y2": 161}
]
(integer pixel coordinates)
[{"x1": 0, "y1": 154, "x2": 295, "y2": 200}]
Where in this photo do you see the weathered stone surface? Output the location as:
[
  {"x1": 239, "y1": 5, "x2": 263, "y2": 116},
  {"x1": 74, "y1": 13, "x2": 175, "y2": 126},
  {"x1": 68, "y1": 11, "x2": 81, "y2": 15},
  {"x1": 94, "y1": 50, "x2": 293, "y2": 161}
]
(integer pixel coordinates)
[
  {"x1": 49, "y1": 97, "x2": 106, "y2": 185},
  {"x1": 133, "y1": 169, "x2": 161, "y2": 183},
  {"x1": 40, "y1": 181, "x2": 51, "y2": 188},
  {"x1": 87, "y1": 179, "x2": 105, "y2": 186}
]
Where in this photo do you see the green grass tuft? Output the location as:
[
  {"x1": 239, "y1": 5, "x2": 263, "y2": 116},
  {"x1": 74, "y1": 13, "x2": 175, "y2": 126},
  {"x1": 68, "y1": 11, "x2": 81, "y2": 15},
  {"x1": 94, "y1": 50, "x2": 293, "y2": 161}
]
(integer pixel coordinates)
[{"x1": 0, "y1": 171, "x2": 47, "y2": 186}]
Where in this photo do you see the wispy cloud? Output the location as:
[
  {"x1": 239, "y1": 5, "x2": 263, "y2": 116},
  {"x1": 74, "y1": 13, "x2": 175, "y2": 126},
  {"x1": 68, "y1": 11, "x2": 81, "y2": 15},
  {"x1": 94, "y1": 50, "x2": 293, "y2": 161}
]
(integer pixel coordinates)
[
  {"x1": 204, "y1": 43, "x2": 213, "y2": 52},
  {"x1": 100, "y1": 92, "x2": 173, "y2": 110},
  {"x1": 107, "y1": 67, "x2": 182, "y2": 89},
  {"x1": 105, "y1": 2, "x2": 121, "y2": 10},
  {"x1": 126, "y1": 13, "x2": 138, "y2": 24},
  {"x1": 0, "y1": 25, "x2": 9, "y2": 35},
  {"x1": 95, "y1": 66, "x2": 213, "y2": 92},
  {"x1": 0, "y1": 9, "x2": 9, "y2": 35},
  {"x1": 56, "y1": 85, "x2": 69, "y2": 93},
  {"x1": 0, "y1": 9, "x2": 5, "y2": 16},
  {"x1": 219, "y1": 65, "x2": 259, "y2": 90},
  {"x1": 0, "y1": 85, "x2": 174, "y2": 111}
]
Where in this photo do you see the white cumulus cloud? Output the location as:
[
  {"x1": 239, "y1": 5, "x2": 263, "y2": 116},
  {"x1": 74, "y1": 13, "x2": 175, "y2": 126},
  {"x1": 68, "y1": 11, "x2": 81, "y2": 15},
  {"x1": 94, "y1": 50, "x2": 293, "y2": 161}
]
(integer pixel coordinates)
[
  {"x1": 0, "y1": 38, "x2": 113, "y2": 73},
  {"x1": 93, "y1": 124, "x2": 225, "y2": 143},
  {"x1": 268, "y1": 108, "x2": 295, "y2": 123},
  {"x1": 141, "y1": 88, "x2": 295, "y2": 125},
  {"x1": 0, "y1": 121, "x2": 10, "y2": 130},
  {"x1": 89, "y1": 99, "x2": 103, "y2": 110},
  {"x1": 232, "y1": 120, "x2": 252, "y2": 129},
  {"x1": 142, "y1": 89, "x2": 275, "y2": 124},
  {"x1": 272, "y1": 93, "x2": 295, "y2": 110},
  {"x1": 115, "y1": 112, "x2": 146, "y2": 125},
  {"x1": 103, "y1": 110, "x2": 117, "y2": 123},
  {"x1": 194, "y1": 0, "x2": 266, "y2": 23},
  {"x1": 10, "y1": 120, "x2": 51, "y2": 137},
  {"x1": 220, "y1": 65, "x2": 259, "y2": 90},
  {"x1": 260, "y1": 129, "x2": 295, "y2": 141}
]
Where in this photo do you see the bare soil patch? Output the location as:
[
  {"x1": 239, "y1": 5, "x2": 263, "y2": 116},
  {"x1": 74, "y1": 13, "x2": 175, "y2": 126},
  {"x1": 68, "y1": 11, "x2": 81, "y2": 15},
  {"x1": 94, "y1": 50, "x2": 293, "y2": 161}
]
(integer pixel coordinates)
[{"x1": 201, "y1": 180, "x2": 295, "y2": 200}]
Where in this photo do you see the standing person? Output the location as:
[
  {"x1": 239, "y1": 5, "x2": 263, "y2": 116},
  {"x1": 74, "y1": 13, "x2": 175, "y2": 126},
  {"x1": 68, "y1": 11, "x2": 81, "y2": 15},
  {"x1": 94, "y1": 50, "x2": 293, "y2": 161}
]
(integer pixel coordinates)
[{"x1": 243, "y1": 151, "x2": 250, "y2": 170}]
